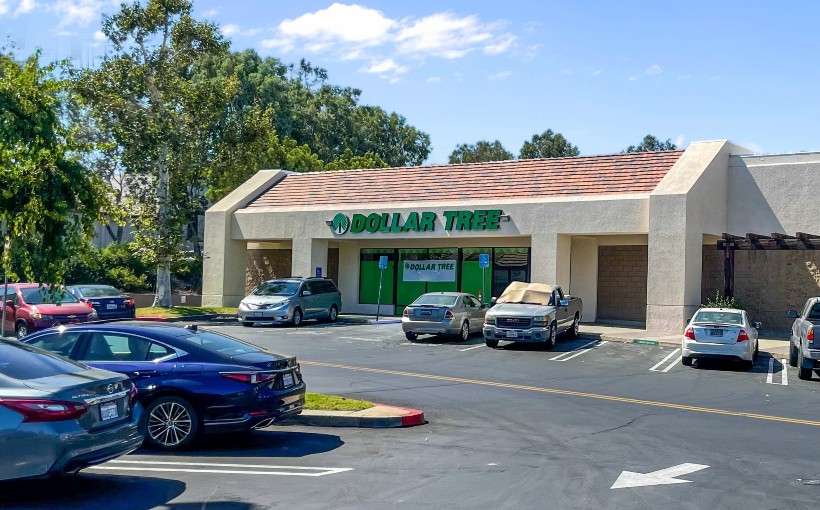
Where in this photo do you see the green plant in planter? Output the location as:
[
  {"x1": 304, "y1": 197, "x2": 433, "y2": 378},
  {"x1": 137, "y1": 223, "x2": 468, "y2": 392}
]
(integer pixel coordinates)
[{"x1": 703, "y1": 292, "x2": 745, "y2": 310}]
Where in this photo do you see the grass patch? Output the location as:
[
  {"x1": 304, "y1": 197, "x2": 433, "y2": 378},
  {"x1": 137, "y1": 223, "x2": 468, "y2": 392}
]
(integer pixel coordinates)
[
  {"x1": 136, "y1": 306, "x2": 237, "y2": 318},
  {"x1": 304, "y1": 392, "x2": 374, "y2": 412}
]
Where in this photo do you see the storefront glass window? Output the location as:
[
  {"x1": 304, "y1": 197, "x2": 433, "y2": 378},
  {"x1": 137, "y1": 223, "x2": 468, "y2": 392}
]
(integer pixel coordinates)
[
  {"x1": 492, "y1": 248, "x2": 530, "y2": 297},
  {"x1": 461, "y1": 248, "x2": 493, "y2": 304},
  {"x1": 359, "y1": 249, "x2": 395, "y2": 305}
]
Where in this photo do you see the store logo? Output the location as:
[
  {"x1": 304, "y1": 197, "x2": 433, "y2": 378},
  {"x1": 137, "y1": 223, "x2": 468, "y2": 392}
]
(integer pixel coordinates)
[{"x1": 332, "y1": 213, "x2": 350, "y2": 235}]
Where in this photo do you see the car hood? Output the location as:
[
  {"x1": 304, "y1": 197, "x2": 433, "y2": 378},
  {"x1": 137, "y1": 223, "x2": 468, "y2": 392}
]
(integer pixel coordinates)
[
  {"x1": 241, "y1": 295, "x2": 293, "y2": 306},
  {"x1": 489, "y1": 303, "x2": 555, "y2": 316},
  {"x1": 32, "y1": 303, "x2": 93, "y2": 314}
]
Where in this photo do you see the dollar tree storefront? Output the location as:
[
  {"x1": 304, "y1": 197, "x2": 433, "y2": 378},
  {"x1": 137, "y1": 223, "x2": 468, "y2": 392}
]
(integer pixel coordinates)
[{"x1": 205, "y1": 140, "x2": 816, "y2": 331}]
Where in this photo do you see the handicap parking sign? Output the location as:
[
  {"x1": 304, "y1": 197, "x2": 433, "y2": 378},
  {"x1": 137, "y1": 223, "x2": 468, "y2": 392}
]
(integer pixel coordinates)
[
  {"x1": 479, "y1": 253, "x2": 490, "y2": 268},
  {"x1": 379, "y1": 255, "x2": 388, "y2": 269}
]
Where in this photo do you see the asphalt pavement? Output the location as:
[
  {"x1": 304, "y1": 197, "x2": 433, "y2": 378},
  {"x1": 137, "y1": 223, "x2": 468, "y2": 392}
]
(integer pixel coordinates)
[{"x1": 4, "y1": 321, "x2": 820, "y2": 510}]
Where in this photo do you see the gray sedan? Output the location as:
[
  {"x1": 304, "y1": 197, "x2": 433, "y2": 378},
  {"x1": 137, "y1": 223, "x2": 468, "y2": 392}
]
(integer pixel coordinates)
[
  {"x1": 402, "y1": 292, "x2": 488, "y2": 341},
  {"x1": 0, "y1": 340, "x2": 145, "y2": 480}
]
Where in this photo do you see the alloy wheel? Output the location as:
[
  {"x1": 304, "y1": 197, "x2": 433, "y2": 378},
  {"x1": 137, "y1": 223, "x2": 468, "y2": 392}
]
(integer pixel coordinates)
[
  {"x1": 148, "y1": 401, "x2": 193, "y2": 447},
  {"x1": 16, "y1": 323, "x2": 27, "y2": 339},
  {"x1": 461, "y1": 322, "x2": 470, "y2": 341}
]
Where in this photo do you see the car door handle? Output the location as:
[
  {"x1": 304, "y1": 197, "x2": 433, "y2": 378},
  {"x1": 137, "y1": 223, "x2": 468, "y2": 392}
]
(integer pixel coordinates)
[{"x1": 129, "y1": 370, "x2": 158, "y2": 377}]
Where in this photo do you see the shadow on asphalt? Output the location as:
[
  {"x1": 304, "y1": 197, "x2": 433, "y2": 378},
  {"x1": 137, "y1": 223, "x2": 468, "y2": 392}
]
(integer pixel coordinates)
[
  {"x1": 494, "y1": 336, "x2": 593, "y2": 352},
  {"x1": 685, "y1": 356, "x2": 775, "y2": 374},
  {"x1": 0, "y1": 473, "x2": 185, "y2": 510},
  {"x1": 160, "y1": 504, "x2": 258, "y2": 510},
  {"x1": 139, "y1": 430, "x2": 344, "y2": 459}
]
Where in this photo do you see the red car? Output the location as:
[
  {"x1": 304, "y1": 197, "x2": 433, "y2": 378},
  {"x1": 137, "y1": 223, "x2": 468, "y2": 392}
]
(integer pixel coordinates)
[{"x1": 2, "y1": 284, "x2": 98, "y2": 338}]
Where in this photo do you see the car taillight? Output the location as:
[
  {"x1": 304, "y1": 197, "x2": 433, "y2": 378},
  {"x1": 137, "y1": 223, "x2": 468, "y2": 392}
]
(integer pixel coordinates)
[
  {"x1": 444, "y1": 310, "x2": 454, "y2": 319},
  {"x1": 737, "y1": 330, "x2": 749, "y2": 342},
  {"x1": 808, "y1": 329, "x2": 815, "y2": 342},
  {"x1": 0, "y1": 399, "x2": 87, "y2": 422},
  {"x1": 83, "y1": 300, "x2": 94, "y2": 308},
  {"x1": 402, "y1": 309, "x2": 409, "y2": 317},
  {"x1": 684, "y1": 327, "x2": 695, "y2": 339},
  {"x1": 124, "y1": 299, "x2": 135, "y2": 307},
  {"x1": 220, "y1": 372, "x2": 276, "y2": 384},
  {"x1": 128, "y1": 384, "x2": 138, "y2": 406}
]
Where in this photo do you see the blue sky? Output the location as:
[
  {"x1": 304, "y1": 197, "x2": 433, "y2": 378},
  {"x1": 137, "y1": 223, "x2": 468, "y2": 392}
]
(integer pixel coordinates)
[{"x1": 3, "y1": 0, "x2": 820, "y2": 164}]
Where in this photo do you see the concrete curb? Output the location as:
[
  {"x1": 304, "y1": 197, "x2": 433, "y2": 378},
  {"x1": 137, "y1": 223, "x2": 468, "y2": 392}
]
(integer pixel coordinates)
[
  {"x1": 134, "y1": 314, "x2": 238, "y2": 323},
  {"x1": 338, "y1": 316, "x2": 402, "y2": 325},
  {"x1": 285, "y1": 404, "x2": 425, "y2": 428}
]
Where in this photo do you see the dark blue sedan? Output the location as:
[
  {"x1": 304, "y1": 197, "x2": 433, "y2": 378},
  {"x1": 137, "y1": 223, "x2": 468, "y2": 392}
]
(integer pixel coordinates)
[
  {"x1": 66, "y1": 285, "x2": 136, "y2": 319},
  {"x1": 22, "y1": 322, "x2": 306, "y2": 451}
]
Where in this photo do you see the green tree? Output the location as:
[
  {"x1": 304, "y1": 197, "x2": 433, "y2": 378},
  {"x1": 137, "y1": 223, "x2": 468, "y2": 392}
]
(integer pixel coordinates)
[
  {"x1": 0, "y1": 51, "x2": 109, "y2": 286},
  {"x1": 449, "y1": 140, "x2": 513, "y2": 164},
  {"x1": 73, "y1": 0, "x2": 228, "y2": 307},
  {"x1": 324, "y1": 148, "x2": 388, "y2": 171},
  {"x1": 519, "y1": 129, "x2": 580, "y2": 159},
  {"x1": 623, "y1": 134, "x2": 677, "y2": 153}
]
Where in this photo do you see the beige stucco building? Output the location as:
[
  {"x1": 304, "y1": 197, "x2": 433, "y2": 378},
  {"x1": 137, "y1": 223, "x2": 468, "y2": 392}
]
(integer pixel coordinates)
[{"x1": 202, "y1": 140, "x2": 820, "y2": 331}]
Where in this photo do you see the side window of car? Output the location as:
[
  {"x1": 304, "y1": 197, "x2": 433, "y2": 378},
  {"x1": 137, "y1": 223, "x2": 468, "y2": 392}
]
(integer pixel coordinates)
[
  {"x1": 147, "y1": 342, "x2": 174, "y2": 360},
  {"x1": 26, "y1": 332, "x2": 83, "y2": 358},
  {"x1": 325, "y1": 280, "x2": 339, "y2": 294},
  {"x1": 307, "y1": 281, "x2": 323, "y2": 294},
  {"x1": 470, "y1": 297, "x2": 482, "y2": 308},
  {"x1": 81, "y1": 333, "x2": 153, "y2": 362}
]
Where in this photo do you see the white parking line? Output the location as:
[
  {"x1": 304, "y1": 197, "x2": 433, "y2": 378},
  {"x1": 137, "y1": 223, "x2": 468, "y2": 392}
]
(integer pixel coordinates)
[
  {"x1": 766, "y1": 358, "x2": 789, "y2": 385},
  {"x1": 661, "y1": 356, "x2": 682, "y2": 372},
  {"x1": 459, "y1": 345, "x2": 484, "y2": 352},
  {"x1": 649, "y1": 348, "x2": 681, "y2": 372},
  {"x1": 88, "y1": 459, "x2": 353, "y2": 477},
  {"x1": 550, "y1": 341, "x2": 607, "y2": 361}
]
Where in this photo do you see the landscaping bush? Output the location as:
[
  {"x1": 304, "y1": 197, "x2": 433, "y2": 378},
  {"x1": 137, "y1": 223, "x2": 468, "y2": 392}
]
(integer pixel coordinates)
[{"x1": 703, "y1": 292, "x2": 745, "y2": 310}]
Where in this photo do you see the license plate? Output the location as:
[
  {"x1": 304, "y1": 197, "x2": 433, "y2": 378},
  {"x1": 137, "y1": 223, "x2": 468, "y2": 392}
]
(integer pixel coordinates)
[
  {"x1": 506, "y1": 330, "x2": 519, "y2": 339},
  {"x1": 282, "y1": 373, "x2": 295, "y2": 387},
  {"x1": 106, "y1": 303, "x2": 118, "y2": 310},
  {"x1": 709, "y1": 329, "x2": 723, "y2": 337},
  {"x1": 420, "y1": 309, "x2": 432, "y2": 316},
  {"x1": 100, "y1": 402, "x2": 119, "y2": 421},
  {"x1": 254, "y1": 312, "x2": 263, "y2": 317}
]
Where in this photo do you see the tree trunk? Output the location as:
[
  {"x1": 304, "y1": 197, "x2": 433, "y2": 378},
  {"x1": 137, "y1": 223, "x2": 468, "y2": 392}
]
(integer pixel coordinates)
[{"x1": 152, "y1": 145, "x2": 173, "y2": 308}]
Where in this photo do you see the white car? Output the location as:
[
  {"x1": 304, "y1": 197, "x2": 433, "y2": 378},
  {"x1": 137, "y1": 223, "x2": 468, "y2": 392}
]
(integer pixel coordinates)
[{"x1": 681, "y1": 308, "x2": 760, "y2": 368}]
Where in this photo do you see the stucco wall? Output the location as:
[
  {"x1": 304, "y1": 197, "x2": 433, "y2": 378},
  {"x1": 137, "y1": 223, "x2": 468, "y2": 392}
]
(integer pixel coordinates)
[
  {"x1": 245, "y1": 249, "x2": 292, "y2": 294},
  {"x1": 597, "y1": 246, "x2": 648, "y2": 322}
]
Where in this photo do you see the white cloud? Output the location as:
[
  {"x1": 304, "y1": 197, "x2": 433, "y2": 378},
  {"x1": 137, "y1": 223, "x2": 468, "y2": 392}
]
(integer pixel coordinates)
[
  {"x1": 92, "y1": 29, "x2": 105, "y2": 43},
  {"x1": 591, "y1": 69, "x2": 602, "y2": 76},
  {"x1": 426, "y1": 76, "x2": 441, "y2": 83},
  {"x1": 221, "y1": 23, "x2": 261, "y2": 37},
  {"x1": 0, "y1": 0, "x2": 9, "y2": 16},
  {"x1": 14, "y1": 0, "x2": 35, "y2": 15},
  {"x1": 202, "y1": 8, "x2": 219, "y2": 18},
  {"x1": 487, "y1": 70, "x2": 511, "y2": 81},
  {"x1": 360, "y1": 58, "x2": 408, "y2": 79},
  {"x1": 629, "y1": 64, "x2": 663, "y2": 81},
  {"x1": 50, "y1": 0, "x2": 116, "y2": 27},
  {"x1": 674, "y1": 135, "x2": 685, "y2": 147},
  {"x1": 261, "y1": 4, "x2": 521, "y2": 78}
]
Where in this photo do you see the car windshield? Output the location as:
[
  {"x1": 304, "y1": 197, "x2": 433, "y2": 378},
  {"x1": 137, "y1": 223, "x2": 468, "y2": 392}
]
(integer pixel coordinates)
[
  {"x1": 252, "y1": 281, "x2": 300, "y2": 297},
  {"x1": 76, "y1": 286, "x2": 121, "y2": 298},
  {"x1": 21, "y1": 287, "x2": 79, "y2": 304},
  {"x1": 693, "y1": 311, "x2": 743, "y2": 325},
  {"x1": 412, "y1": 295, "x2": 458, "y2": 306},
  {"x1": 179, "y1": 331, "x2": 262, "y2": 356},
  {"x1": 0, "y1": 341, "x2": 86, "y2": 380}
]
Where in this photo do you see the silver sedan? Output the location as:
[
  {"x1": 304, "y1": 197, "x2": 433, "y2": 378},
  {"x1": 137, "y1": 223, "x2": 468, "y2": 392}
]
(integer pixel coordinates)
[
  {"x1": 0, "y1": 340, "x2": 144, "y2": 480},
  {"x1": 681, "y1": 307, "x2": 760, "y2": 368},
  {"x1": 402, "y1": 292, "x2": 488, "y2": 341}
]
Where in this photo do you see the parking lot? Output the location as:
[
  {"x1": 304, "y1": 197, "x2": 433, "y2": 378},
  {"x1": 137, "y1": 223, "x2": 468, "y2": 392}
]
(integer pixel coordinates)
[{"x1": 4, "y1": 321, "x2": 820, "y2": 510}]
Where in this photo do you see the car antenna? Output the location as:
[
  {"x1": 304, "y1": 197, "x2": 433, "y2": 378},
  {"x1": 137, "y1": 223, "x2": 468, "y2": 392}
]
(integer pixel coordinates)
[{"x1": 184, "y1": 324, "x2": 198, "y2": 332}]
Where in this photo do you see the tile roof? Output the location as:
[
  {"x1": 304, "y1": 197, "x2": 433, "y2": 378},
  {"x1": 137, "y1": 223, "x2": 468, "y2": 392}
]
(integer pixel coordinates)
[{"x1": 245, "y1": 150, "x2": 684, "y2": 209}]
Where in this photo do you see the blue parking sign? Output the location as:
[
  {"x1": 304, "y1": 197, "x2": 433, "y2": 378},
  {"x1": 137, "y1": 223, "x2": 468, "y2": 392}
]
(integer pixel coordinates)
[
  {"x1": 379, "y1": 255, "x2": 388, "y2": 269},
  {"x1": 315, "y1": 266, "x2": 322, "y2": 277},
  {"x1": 479, "y1": 253, "x2": 490, "y2": 268}
]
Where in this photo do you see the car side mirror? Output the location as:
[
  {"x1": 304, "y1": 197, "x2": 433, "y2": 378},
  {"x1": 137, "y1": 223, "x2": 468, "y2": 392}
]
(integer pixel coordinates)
[
  {"x1": 302, "y1": 290, "x2": 311, "y2": 296},
  {"x1": 753, "y1": 322, "x2": 763, "y2": 330},
  {"x1": 559, "y1": 299, "x2": 569, "y2": 307},
  {"x1": 787, "y1": 310, "x2": 799, "y2": 319},
  {"x1": 4, "y1": 299, "x2": 13, "y2": 309},
  {"x1": 490, "y1": 297, "x2": 497, "y2": 306}
]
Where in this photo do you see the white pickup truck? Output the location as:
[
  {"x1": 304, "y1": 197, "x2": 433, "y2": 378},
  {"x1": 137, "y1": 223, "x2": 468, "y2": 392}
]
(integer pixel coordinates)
[
  {"x1": 482, "y1": 281, "x2": 583, "y2": 349},
  {"x1": 788, "y1": 298, "x2": 820, "y2": 380}
]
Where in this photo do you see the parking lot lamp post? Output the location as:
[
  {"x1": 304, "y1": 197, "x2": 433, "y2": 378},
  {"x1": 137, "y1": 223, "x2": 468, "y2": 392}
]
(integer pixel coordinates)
[{"x1": 1, "y1": 219, "x2": 7, "y2": 338}]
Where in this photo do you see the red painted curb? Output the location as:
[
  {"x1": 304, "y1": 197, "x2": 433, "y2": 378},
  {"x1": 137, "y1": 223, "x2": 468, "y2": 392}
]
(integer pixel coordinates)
[{"x1": 375, "y1": 404, "x2": 426, "y2": 427}]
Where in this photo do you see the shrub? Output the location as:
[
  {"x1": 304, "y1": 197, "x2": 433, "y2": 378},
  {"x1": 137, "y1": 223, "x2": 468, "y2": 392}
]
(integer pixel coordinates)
[{"x1": 703, "y1": 292, "x2": 745, "y2": 310}]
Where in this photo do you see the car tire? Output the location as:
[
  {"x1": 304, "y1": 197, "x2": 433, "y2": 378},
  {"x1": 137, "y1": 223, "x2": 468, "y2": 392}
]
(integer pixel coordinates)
[
  {"x1": 681, "y1": 356, "x2": 693, "y2": 366},
  {"x1": 291, "y1": 308, "x2": 303, "y2": 327},
  {"x1": 459, "y1": 321, "x2": 470, "y2": 342},
  {"x1": 789, "y1": 342, "x2": 798, "y2": 367},
  {"x1": 544, "y1": 322, "x2": 557, "y2": 350},
  {"x1": 328, "y1": 305, "x2": 339, "y2": 323},
  {"x1": 241, "y1": 321, "x2": 254, "y2": 328},
  {"x1": 15, "y1": 321, "x2": 28, "y2": 339},
  {"x1": 741, "y1": 359, "x2": 754, "y2": 370},
  {"x1": 145, "y1": 396, "x2": 199, "y2": 451},
  {"x1": 485, "y1": 338, "x2": 498, "y2": 348},
  {"x1": 797, "y1": 348, "x2": 813, "y2": 380},
  {"x1": 405, "y1": 332, "x2": 417, "y2": 341},
  {"x1": 568, "y1": 314, "x2": 580, "y2": 339}
]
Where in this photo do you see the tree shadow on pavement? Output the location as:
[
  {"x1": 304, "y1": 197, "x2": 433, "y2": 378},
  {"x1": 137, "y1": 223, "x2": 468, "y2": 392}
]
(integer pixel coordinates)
[
  {"x1": 0, "y1": 473, "x2": 185, "y2": 510},
  {"x1": 161, "y1": 503, "x2": 258, "y2": 510},
  {"x1": 139, "y1": 430, "x2": 344, "y2": 459}
]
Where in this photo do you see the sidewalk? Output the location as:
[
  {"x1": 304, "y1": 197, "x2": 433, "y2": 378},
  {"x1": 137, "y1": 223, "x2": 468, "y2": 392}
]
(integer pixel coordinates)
[
  {"x1": 338, "y1": 314, "x2": 402, "y2": 325},
  {"x1": 578, "y1": 322, "x2": 792, "y2": 357},
  {"x1": 286, "y1": 404, "x2": 425, "y2": 428}
]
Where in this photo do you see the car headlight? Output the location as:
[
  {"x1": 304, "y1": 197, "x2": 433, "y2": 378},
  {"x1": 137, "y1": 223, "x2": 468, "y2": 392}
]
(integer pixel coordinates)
[
  {"x1": 533, "y1": 316, "x2": 549, "y2": 327},
  {"x1": 32, "y1": 313, "x2": 53, "y2": 320},
  {"x1": 269, "y1": 301, "x2": 290, "y2": 310},
  {"x1": 238, "y1": 302, "x2": 248, "y2": 311},
  {"x1": 484, "y1": 315, "x2": 495, "y2": 325}
]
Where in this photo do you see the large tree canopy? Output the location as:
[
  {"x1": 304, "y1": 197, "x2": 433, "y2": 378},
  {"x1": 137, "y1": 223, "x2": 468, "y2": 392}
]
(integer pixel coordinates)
[
  {"x1": 519, "y1": 129, "x2": 580, "y2": 159},
  {"x1": 623, "y1": 134, "x2": 677, "y2": 153},
  {"x1": 0, "y1": 52, "x2": 108, "y2": 285},
  {"x1": 449, "y1": 140, "x2": 513, "y2": 164}
]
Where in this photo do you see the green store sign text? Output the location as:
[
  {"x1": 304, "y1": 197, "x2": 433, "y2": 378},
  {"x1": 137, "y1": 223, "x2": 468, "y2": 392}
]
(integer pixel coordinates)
[{"x1": 330, "y1": 209, "x2": 505, "y2": 235}]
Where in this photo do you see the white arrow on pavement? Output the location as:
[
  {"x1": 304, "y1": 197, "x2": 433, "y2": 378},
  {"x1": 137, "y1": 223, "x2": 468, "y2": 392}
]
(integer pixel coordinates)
[{"x1": 611, "y1": 463, "x2": 710, "y2": 489}]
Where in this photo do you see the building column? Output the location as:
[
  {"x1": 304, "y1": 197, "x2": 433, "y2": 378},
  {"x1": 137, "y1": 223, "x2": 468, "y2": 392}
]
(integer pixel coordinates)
[
  {"x1": 202, "y1": 209, "x2": 248, "y2": 307},
  {"x1": 570, "y1": 237, "x2": 598, "y2": 322},
  {"x1": 291, "y1": 238, "x2": 329, "y2": 279},
  {"x1": 531, "y1": 233, "x2": 571, "y2": 288}
]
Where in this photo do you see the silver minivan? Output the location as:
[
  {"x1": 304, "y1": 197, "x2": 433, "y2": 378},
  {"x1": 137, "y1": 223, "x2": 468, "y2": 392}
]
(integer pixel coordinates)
[{"x1": 238, "y1": 278, "x2": 342, "y2": 327}]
